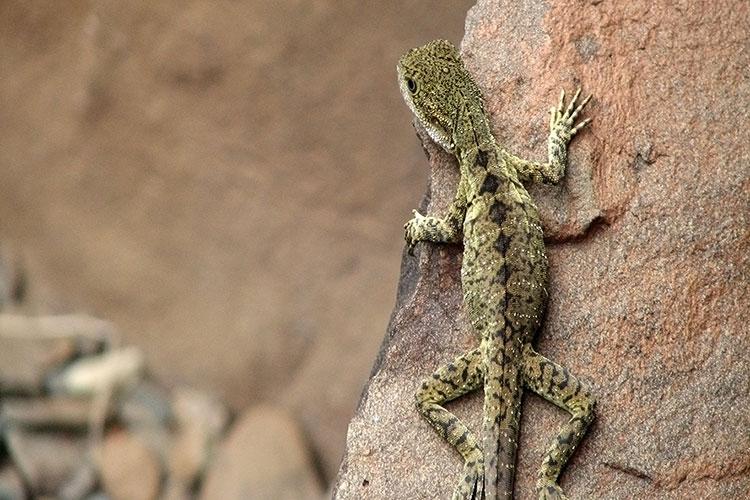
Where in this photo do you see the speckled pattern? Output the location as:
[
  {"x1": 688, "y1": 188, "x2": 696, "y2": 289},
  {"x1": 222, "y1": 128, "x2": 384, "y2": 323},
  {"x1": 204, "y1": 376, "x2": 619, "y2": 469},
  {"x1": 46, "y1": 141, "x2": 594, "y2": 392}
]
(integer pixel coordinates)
[{"x1": 399, "y1": 40, "x2": 595, "y2": 500}]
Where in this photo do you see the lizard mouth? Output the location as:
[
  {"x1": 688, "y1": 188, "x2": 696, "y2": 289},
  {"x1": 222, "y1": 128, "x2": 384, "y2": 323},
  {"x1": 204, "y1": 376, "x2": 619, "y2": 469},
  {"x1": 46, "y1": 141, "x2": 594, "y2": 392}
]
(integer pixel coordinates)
[{"x1": 423, "y1": 119, "x2": 453, "y2": 151}]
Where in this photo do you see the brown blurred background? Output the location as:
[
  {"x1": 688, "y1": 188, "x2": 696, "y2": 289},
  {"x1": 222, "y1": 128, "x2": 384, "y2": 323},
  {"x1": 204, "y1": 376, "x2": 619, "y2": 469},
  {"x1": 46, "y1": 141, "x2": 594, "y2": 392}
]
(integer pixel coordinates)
[{"x1": 0, "y1": 0, "x2": 475, "y2": 486}]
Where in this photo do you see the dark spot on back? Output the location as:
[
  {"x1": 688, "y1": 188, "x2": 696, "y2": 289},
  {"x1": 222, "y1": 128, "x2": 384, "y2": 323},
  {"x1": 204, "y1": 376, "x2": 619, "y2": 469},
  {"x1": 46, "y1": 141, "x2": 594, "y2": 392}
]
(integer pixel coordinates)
[
  {"x1": 494, "y1": 233, "x2": 511, "y2": 255},
  {"x1": 494, "y1": 263, "x2": 508, "y2": 284},
  {"x1": 480, "y1": 174, "x2": 500, "y2": 194},
  {"x1": 489, "y1": 202, "x2": 507, "y2": 225},
  {"x1": 476, "y1": 149, "x2": 489, "y2": 167}
]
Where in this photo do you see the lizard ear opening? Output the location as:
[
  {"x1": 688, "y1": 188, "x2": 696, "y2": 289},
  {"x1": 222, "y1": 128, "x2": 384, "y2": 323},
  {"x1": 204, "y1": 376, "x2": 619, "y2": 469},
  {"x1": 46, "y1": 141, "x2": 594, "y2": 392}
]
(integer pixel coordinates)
[{"x1": 406, "y1": 78, "x2": 417, "y2": 94}]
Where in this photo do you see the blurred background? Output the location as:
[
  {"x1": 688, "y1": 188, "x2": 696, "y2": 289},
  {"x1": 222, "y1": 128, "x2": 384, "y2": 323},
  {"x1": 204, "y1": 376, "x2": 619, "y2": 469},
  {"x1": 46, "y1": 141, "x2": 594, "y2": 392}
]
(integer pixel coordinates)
[{"x1": 0, "y1": 1, "x2": 475, "y2": 498}]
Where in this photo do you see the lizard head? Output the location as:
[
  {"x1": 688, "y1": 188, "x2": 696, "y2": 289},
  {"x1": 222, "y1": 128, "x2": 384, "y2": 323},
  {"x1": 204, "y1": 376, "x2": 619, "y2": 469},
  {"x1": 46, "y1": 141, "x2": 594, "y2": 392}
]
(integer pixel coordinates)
[{"x1": 397, "y1": 39, "x2": 482, "y2": 152}]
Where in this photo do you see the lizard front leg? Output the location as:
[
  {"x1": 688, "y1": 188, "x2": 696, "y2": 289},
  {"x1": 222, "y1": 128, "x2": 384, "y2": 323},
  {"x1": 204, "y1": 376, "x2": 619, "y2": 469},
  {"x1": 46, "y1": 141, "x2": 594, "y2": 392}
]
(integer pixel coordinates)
[
  {"x1": 521, "y1": 343, "x2": 597, "y2": 500},
  {"x1": 416, "y1": 348, "x2": 485, "y2": 500},
  {"x1": 404, "y1": 210, "x2": 461, "y2": 254},
  {"x1": 502, "y1": 89, "x2": 592, "y2": 186},
  {"x1": 404, "y1": 176, "x2": 467, "y2": 254}
]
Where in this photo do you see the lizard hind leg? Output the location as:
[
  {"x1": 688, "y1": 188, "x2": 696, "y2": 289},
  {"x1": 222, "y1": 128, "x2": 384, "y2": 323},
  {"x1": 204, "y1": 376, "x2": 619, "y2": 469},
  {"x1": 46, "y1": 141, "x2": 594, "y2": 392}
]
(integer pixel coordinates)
[
  {"x1": 521, "y1": 343, "x2": 597, "y2": 500},
  {"x1": 415, "y1": 347, "x2": 486, "y2": 500}
]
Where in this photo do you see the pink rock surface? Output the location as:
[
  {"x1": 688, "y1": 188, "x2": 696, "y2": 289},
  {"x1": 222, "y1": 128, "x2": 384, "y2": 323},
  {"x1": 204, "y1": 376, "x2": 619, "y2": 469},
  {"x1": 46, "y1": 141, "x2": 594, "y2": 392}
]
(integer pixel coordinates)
[{"x1": 334, "y1": 1, "x2": 750, "y2": 498}]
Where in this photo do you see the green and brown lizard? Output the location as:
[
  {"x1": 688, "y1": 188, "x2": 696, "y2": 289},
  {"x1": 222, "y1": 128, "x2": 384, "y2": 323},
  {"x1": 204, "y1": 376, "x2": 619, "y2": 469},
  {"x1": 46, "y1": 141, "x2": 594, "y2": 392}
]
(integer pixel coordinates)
[{"x1": 399, "y1": 40, "x2": 597, "y2": 500}]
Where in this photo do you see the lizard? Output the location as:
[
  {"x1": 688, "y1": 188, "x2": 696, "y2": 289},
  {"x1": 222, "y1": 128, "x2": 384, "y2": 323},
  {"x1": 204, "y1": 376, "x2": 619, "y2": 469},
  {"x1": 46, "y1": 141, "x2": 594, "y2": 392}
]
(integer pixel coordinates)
[{"x1": 398, "y1": 40, "x2": 597, "y2": 500}]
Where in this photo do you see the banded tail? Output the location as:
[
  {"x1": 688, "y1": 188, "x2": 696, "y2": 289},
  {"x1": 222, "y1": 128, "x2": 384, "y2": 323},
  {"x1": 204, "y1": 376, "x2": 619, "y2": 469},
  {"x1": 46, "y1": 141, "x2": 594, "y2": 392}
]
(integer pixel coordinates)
[{"x1": 481, "y1": 334, "x2": 523, "y2": 499}]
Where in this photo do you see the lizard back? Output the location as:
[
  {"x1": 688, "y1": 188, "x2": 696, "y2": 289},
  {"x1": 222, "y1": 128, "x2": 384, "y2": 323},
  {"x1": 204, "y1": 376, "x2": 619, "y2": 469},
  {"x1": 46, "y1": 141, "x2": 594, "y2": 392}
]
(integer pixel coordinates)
[{"x1": 461, "y1": 146, "x2": 549, "y2": 498}]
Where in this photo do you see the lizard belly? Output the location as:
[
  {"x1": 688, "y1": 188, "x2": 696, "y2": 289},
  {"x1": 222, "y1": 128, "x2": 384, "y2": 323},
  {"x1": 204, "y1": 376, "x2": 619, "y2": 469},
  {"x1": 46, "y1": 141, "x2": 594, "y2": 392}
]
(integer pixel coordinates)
[{"x1": 461, "y1": 197, "x2": 548, "y2": 342}]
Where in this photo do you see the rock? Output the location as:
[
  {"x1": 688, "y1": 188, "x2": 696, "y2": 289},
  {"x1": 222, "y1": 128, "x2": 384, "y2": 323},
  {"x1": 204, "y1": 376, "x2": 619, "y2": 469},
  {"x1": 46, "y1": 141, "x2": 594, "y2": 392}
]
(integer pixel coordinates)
[
  {"x1": 117, "y1": 380, "x2": 174, "y2": 467},
  {"x1": 0, "y1": 314, "x2": 116, "y2": 353},
  {"x1": 160, "y1": 480, "x2": 191, "y2": 500},
  {"x1": 0, "y1": 336, "x2": 76, "y2": 395},
  {"x1": 58, "y1": 462, "x2": 98, "y2": 500},
  {"x1": 118, "y1": 381, "x2": 173, "y2": 429},
  {"x1": 0, "y1": 246, "x2": 11, "y2": 311},
  {"x1": 48, "y1": 347, "x2": 143, "y2": 396},
  {"x1": 0, "y1": 396, "x2": 100, "y2": 430},
  {"x1": 99, "y1": 431, "x2": 162, "y2": 500},
  {"x1": 84, "y1": 492, "x2": 111, "y2": 500},
  {"x1": 200, "y1": 405, "x2": 323, "y2": 500},
  {"x1": 0, "y1": 464, "x2": 26, "y2": 500},
  {"x1": 167, "y1": 387, "x2": 228, "y2": 486},
  {"x1": 0, "y1": 243, "x2": 25, "y2": 312},
  {"x1": 334, "y1": 1, "x2": 750, "y2": 499},
  {"x1": 5, "y1": 427, "x2": 88, "y2": 497},
  {"x1": 0, "y1": 314, "x2": 116, "y2": 394}
]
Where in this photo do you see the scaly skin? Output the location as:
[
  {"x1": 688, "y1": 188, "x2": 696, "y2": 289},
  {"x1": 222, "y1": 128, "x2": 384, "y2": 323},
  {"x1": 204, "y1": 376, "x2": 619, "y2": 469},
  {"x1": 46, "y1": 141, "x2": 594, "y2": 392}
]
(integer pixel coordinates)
[{"x1": 399, "y1": 40, "x2": 597, "y2": 500}]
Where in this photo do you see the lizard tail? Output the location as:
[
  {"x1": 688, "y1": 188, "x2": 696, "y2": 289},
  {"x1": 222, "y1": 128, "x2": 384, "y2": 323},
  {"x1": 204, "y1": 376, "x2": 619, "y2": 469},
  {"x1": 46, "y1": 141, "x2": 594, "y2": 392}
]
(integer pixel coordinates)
[{"x1": 482, "y1": 335, "x2": 522, "y2": 500}]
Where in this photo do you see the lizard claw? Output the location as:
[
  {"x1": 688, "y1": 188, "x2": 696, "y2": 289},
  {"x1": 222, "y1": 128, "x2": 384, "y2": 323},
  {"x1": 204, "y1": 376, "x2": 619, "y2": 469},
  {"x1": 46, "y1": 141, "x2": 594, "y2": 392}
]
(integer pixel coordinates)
[
  {"x1": 551, "y1": 88, "x2": 593, "y2": 140},
  {"x1": 453, "y1": 459, "x2": 485, "y2": 500},
  {"x1": 405, "y1": 209, "x2": 425, "y2": 255}
]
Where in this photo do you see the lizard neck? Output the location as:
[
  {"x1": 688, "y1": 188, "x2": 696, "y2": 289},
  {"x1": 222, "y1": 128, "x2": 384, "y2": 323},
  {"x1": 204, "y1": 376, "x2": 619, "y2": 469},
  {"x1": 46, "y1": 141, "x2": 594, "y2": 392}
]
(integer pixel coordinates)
[
  {"x1": 452, "y1": 99, "x2": 505, "y2": 193},
  {"x1": 453, "y1": 98, "x2": 494, "y2": 158}
]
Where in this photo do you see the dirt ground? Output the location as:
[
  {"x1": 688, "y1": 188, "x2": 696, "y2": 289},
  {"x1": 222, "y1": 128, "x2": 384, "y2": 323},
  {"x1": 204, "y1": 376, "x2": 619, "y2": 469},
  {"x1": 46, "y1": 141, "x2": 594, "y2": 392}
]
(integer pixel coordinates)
[{"x1": 0, "y1": 1, "x2": 474, "y2": 479}]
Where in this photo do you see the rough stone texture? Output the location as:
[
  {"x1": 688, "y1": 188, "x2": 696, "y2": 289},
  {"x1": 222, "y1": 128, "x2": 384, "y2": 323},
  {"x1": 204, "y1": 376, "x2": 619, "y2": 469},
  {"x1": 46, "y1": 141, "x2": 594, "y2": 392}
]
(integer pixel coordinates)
[
  {"x1": 200, "y1": 404, "x2": 324, "y2": 500},
  {"x1": 335, "y1": 1, "x2": 750, "y2": 499},
  {"x1": 100, "y1": 431, "x2": 162, "y2": 500},
  {"x1": 0, "y1": 1, "x2": 474, "y2": 478}
]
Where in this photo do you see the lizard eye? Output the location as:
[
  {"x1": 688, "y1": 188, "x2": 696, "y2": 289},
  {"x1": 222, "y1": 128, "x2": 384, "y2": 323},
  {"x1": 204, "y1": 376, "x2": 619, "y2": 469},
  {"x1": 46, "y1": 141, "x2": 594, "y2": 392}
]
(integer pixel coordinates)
[{"x1": 406, "y1": 78, "x2": 417, "y2": 93}]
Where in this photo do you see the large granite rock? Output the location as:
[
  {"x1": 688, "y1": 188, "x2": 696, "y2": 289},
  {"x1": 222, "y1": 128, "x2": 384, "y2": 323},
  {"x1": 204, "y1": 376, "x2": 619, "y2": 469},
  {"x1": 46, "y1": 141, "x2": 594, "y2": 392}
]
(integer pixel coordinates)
[{"x1": 334, "y1": 1, "x2": 749, "y2": 498}]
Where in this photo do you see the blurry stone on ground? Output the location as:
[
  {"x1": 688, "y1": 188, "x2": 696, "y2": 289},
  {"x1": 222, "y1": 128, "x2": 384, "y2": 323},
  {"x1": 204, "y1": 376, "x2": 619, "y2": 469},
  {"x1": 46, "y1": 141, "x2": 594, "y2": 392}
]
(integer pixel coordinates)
[
  {"x1": 0, "y1": 314, "x2": 115, "y2": 394},
  {"x1": 0, "y1": 396, "x2": 99, "y2": 430},
  {"x1": 0, "y1": 243, "x2": 24, "y2": 313},
  {"x1": 99, "y1": 430, "x2": 162, "y2": 500},
  {"x1": 0, "y1": 465, "x2": 25, "y2": 500},
  {"x1": 5, "y1": 427, "x2": 89, "y2": 497},
  {"x1": 0, "y1": 246, "x2": 11, "y2": 311},
  {"x1": 201, "y1": 404, "x2": 324, "y2": 500},
  {"x1": 0, "y1": 335, "x2": 76, "y2": 395},
  {"x1": 58, "y1": 462, "x2": 98, "y2": 500},
  {"x1": 160, "y1": 480, "x2": 192, "y2": 500},
  {"x1": 48, "y1": 346, "x2": 144, "y2": 397},
  {"x1": 0, "y1": 313, "x2": 234, "y2": 499},
  {"x1": 335, "y1": 1, "x2": 750, "y2": 499},
  {"x1": 168, "y1": 387, "x2": 229, "y2": 486},
  {"x1": 118, "y1": 381, "x2": 173, "y2": 429},
  {"x1": 117, "y1": 381, "x2": 174, "y2": 468}
]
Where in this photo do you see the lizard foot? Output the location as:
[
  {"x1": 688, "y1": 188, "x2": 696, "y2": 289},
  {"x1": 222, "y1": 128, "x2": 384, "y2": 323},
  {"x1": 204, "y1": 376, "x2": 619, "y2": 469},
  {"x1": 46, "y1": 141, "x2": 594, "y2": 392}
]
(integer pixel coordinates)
[
  {"x1": 404, "y1": 209, "x2": 427, "y2": 255},
  {"x1": 537, "y1": 481, "x2": 569, "y2": 500},
  {"x1": 453, "y1": 458, "x2": 485, "y2": 500},
  {"x1": 549, "y1": 88, "x2": 592, "y2": 142}
]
